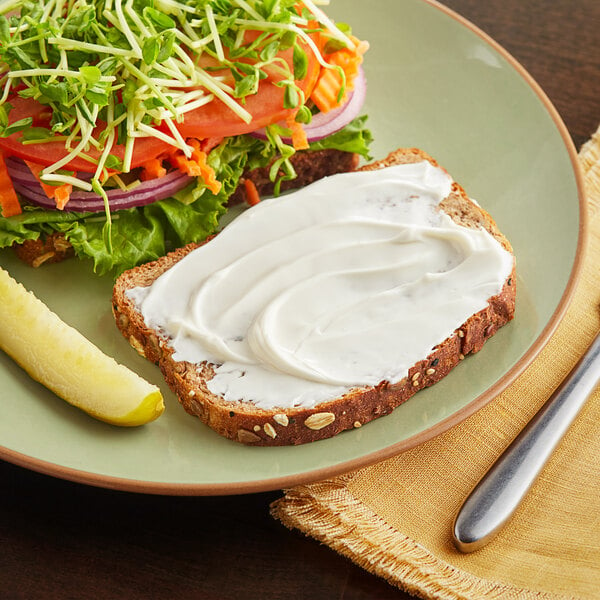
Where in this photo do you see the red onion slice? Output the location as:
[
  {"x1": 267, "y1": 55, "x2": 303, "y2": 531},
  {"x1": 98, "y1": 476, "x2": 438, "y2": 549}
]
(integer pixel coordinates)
[
  {"x1": 4, "y1": 156, "x2": 94, "y2": 182},
  {"x1": 5, "y1": 158, "x2": 193, "y2": 212},
  {"x1": 250, "y1": 66, "x2": 367, "y2": 144}
]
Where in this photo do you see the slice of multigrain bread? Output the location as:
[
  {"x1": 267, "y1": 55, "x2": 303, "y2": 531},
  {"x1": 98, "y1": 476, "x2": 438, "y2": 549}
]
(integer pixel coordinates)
[{"x1": 112, "y1": 148, "x2": 516, "y2": 445}]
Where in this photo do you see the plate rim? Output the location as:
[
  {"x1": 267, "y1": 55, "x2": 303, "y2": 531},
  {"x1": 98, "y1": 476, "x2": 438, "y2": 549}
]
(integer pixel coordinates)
[{"x1": 0, "y1": 0, "x2": 589, "y2": 495}]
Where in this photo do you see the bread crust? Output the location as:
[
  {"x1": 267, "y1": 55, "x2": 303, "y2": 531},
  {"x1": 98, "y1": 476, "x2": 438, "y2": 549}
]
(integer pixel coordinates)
[{"x1": 112, "y1": 148, "x2": 516, "y2": 445}]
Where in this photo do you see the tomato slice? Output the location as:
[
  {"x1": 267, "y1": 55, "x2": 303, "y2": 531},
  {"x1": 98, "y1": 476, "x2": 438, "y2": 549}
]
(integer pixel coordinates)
[
  {"x1": 0, "y1": 33, "x2": 322, "y2": 172},
  {"x1": 174, "y1": 35, "x2": 321, "y2": 139}
]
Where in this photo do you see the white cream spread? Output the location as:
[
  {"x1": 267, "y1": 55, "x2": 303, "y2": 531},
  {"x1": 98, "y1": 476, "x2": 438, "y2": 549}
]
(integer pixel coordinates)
[{"x1": 127, "y1": 162, "x2": 514, "y2": 410}]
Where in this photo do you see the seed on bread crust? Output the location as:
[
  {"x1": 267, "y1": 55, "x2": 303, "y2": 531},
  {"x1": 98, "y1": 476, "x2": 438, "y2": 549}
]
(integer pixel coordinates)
[
  {"x1": 147, "y1": 333, "x2": 161, "y2": 354},
  {"x1": 238, "y1": 429, "x2": 261, "y2": 443},
  {"x1": 304, "y1": 412, "x2": 336, "y2": 430},
  {"x1": 32, "y1": 251, "x2": 56, "y2": 268},
  {"x1": 263, "y1": 423, "x2": 277, "y2": 439},
  {"x1": 117, "y1": 312, "x2": 129, "y2": 329},
  {"x1": 273, "y1": 414, "x2": 289, "y2": 426},
  {"x1": 128, "y1": 335, "x2": 145, "y2": 357}
]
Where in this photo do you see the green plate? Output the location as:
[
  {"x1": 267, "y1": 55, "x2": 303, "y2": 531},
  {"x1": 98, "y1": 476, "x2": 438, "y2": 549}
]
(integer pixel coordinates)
[{"x1": 0, "y1": 0, "x2": 586, "y2": 494}]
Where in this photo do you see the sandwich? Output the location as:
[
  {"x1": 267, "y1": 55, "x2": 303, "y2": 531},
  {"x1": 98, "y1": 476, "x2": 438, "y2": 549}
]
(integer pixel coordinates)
[
  {"x1": 112, "y1": 148, "x2": 517, "y2": 445},
  {"x1": 0, "y1": 0, "x2": 371, "y2": 274}
]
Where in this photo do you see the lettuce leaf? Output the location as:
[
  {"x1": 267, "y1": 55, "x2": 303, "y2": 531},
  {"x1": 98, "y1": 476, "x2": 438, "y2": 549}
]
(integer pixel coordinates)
[
  {"x1": 308, "y1": 115, "x2": 373, "y2": 159},
  {"x1": 57, "y1": 209, "x2": 166, "y2": 276},
  {"x1": 0, "y1": 205, "x2": 89, "y2": 246},
  {"x1": 62, "y1": 180, "x2": 229, "y2": 275}
]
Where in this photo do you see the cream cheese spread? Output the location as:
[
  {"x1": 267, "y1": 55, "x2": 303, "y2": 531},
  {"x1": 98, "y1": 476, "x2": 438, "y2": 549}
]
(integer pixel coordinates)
[{"x1": 127, "y1": 162, "x2": 514, "y2": 410}]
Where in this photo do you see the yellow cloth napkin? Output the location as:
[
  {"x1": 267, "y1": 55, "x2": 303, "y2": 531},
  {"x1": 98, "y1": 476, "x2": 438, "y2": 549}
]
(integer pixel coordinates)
[{"x1": 272, "y1": 127, "x2": 600, "y2": 600}]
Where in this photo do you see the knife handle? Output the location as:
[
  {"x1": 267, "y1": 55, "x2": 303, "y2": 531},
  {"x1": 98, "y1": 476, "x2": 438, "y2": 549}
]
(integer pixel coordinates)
[{"x1": 452, "y1": 331, "x2": 600, "y2": 552}]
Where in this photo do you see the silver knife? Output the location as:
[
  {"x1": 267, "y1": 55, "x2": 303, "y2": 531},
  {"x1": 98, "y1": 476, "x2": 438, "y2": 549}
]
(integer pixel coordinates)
[{"x1": 453, "y1": 330, "x2": 600, "y2": 552}]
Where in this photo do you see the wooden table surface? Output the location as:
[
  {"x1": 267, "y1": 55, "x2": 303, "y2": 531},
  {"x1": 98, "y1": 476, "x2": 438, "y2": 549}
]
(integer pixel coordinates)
[{"x1": 3, "y1": 2, "x2": 600, "y2": 599}]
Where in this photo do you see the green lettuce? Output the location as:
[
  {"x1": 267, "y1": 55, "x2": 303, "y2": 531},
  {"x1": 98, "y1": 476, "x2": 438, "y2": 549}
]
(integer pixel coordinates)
[{"x1": 308, "y1": 115, "x2": 373, "y2": 159}]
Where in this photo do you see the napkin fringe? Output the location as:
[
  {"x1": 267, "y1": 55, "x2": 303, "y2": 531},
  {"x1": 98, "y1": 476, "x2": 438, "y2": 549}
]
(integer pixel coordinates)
[
  {"x1": 271, "y1": 478, "x2": 557, "y2": 600},
  {"x1": 580, "y1": 125, "x2": 600, "y2": 215}
]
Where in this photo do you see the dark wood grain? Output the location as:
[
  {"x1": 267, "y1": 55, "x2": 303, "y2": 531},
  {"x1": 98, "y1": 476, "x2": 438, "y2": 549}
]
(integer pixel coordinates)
[
  {"x1": 2, "y1": 2, "x2": 600, "y2": 599},
  {"x1": 441, "y1": 0, "x2": 600, "y2": 150}
]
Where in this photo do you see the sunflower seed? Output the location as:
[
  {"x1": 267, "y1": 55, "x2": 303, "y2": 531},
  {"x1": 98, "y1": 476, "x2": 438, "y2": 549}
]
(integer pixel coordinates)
[
  {"x1": 273, "y1": 414, "x2": 289, "y2": 427},
  {"x1": 304, "y1": 412, "x2": 335, "y2": 430}
]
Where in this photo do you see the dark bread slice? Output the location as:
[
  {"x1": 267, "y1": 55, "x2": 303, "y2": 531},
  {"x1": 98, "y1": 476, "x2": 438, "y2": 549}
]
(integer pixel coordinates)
[
  {"x1": 11, "y1": 148, "x2": 359, "y2": 268},
  {"x1": 229, "y1": 148, "x2": 359, "y2": 205},
  {"x1": 112, "y1": 148, "x2": 516, "y2": 445},
  {"x1": 12, "y1": 232, "x2": 75, "y2": 268}
]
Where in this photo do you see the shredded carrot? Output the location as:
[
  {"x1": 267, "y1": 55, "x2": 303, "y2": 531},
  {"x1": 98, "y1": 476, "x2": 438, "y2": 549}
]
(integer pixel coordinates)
[
  {"x1": 50, "y1": 183, "x2": 72, "y2": 210},
  {"x1": 54, "y1": 185, "x2": 71, "y2": 210},
  {"x1": 167, "y1": 152, "x2": 197, "y2": 175},
  {"x1": 243, "y1": 178, "x2": 261, "y2": 206},
  {"x1": 166, "y1": 139, "x2": 222, "y2": 195},
  {"x1": 192, "y1": 150, "x2": 222, "y2": 195},
  {"x1": 310, "y1": 36, "x2": 369, "y2": 114},
  {"x1": 0, "y1": 153, "x2": 22, "y2": 217},
  {"x1": 285, "y1": 113, "x2": 309, "y2": 151},
  {"x1": 310, "y1": 69, "x2": 341, "y2": 114},
  {"x1": 140, "y1": 158, "x2": 167, "y2": 181},
  {"x1": 24, "y1": 160, "x2": 73, "y2": 210}
]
